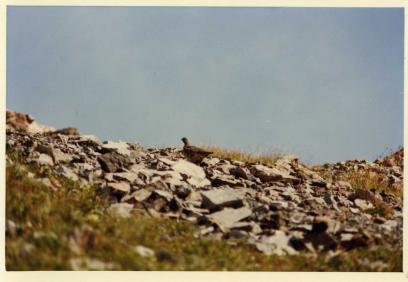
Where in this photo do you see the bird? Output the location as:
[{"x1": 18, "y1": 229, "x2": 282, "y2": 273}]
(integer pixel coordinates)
[{"x1": 181, "y1": 137, "x2": 213, "y2": 164}]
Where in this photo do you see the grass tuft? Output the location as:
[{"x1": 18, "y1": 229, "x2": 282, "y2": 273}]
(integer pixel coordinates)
[
  {"x1": 204, "y1": 146, "x2": 283, "y2": 165},
  {"x1": 342, "y1": 171, "x2": 402, "y2": 198}
]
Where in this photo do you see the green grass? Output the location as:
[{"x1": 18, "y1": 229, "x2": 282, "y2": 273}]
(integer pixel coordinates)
[{"x1": 5, "y1": 150, "x2": 402, "y2": 271}]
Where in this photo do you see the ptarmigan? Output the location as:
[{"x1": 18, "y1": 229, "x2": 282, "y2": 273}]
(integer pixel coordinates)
[{"x1": 181, "y1": 137, "x2": 212, "y2": 164}]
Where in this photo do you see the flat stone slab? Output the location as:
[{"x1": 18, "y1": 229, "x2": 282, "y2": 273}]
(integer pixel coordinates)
[
  {"x1": 113, "y1": 172, "x2": 139, "y2": 183},
  {"x1": 101, "y1": 141, "x2": 131, "y2": 156},
  {"x1": 208, "y1": 207, "x2": 252, "y2": 231},
  {"x1": 55, "y1": 166, "x2": 79, "y2": 181},
  {"x1": 154, "y1": 190, "x2": 173, "y2": 202},
  {"x1": 250, "y1": 164, "x2": 299, "y2": 183},
  {"x1": 171, "y1": 159, "x2": 211, "y2": 188},
  {"x1": 122, "y1": 189, "x2": 152, "y2": 202},
  {"x1": 201, "y1": 188, "x2": 244, "y2": 211},
  {"x1": 107, "y1": 181, "x2": 131, "y2": 193},
  {"x1": 133, "y1": 189, "x2": 153, "y2": 202}
]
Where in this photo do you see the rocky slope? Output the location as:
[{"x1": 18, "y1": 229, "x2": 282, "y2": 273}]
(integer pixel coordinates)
[{"x1": 6, "y1": 111, "x2": 403, "y2": 258}]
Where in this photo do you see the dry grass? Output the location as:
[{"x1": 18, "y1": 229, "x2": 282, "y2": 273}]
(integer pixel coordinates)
[
  {"x1": 345, "y1": 171, "x2": 403, "y2": 198},
  {"x1": 313, "y1": 166, "x2": 402, "y2": 218},
  {"x1": 204, "y1": 146, "x2": 283, "y2": 165}
]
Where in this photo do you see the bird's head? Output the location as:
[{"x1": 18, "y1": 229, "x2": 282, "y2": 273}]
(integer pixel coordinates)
[{"x1": 181, "y1": 137, "x2": 189, "y2": 146}]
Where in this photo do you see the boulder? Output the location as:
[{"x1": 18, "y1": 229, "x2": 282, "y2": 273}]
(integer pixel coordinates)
[
  {"x1": 107, "y1": 182, "x2": 131, "y2": 194},
  {"x1": 201, "y1": 188, "x2": 244, "y2": 211},
  {"x1": 171, "y1": 159, "x2": 210, "y2": 188},
  {"x1": 122, "y1": 189, "x2": 152, "y2": 202},
  {"x1": 101, "y1": 141, "x2": 132, "y2": 156},
  {"x1": 97, "y1": 152, "x2": 132, "y2": 173},
  {"x1": 208, "y1": 207, "x2": 252, "y2": 232},
  {"x1": 250, "y1": 164, "x2": 300, "y2": 184},
  {"x1": 55, "y1": 166, "x2": 79, "y2": 181},
  {"x1": 229, "y1": 166, "x2": 250, "y2": 179}
]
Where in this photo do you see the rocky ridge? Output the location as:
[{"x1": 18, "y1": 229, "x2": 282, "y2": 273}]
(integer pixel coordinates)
[{"x1": 6, "y1": 111, "x2": 403, "y2": 258}]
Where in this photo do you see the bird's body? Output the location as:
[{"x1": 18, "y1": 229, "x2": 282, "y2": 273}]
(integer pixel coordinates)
[{"x1": 181, "y1": 137, "x2": 212, "y2": 164}]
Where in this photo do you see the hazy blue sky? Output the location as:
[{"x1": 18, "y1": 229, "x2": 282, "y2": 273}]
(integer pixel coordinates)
[{"x1": 7, "y1": 7, "x2": 404, "y2": 164}]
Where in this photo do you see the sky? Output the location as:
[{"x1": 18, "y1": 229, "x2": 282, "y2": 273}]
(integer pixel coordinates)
[{"x1": 7, "y1": 7, "x2": 404, "y2": 164}]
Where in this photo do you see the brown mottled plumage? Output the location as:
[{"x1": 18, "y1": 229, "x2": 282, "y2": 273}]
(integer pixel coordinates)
[{"x1": 181, "y1": 137, "x2": 212, "y2": 164}]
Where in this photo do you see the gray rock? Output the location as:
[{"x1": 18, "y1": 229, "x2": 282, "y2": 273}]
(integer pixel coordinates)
[
  {"x1": 231, "y1": 221, "x2": 262, "y2": 234},
  {"x1": 335, "y1": 180, "x2": 353, "y2": 190},
  {"x1": 69, "y1": 257, "x2": 117, "y2": 271},
  {"x1": 134, "y1": 245, "x2": 155, "y2": 257},
  {"x1": 354, "y1": 199, "x2": 374, "y2": 210},
  {"x1": 210, "y1": 174, "x2": 241, "y2": 187},
  {"x1": 37, "y1": 153, "x2": 54, "y2": 166},
  {"x1": 127, "y1": 189, "x2": 152, "y2": 202},
  {"x1": 154, "y1": 190, "x2": 173, "y2": 202},
  {"x1": 52, "y1": 148, "x2": 72, "y2": 163},
  {"x1": 201, "y1": 188, "x2": 244, "y2": 211},
  {"x1": 35, "y1": 144, "x2": 54, "y2": 157},
  {"x1": 250, "y1": 164, "x2": 300, "y2": 184},
  {"x1": 55, "y1": 166, "x2": 79, "y2": 181},
  {"x1": 186, "y1": 191, "x2": 203, "y2": 203},
  {"x1": 270, "y1": 200, "x2": 290, "y2": 211},
  {"x1": 97, "y1": 152, "x2": 132, "y2": 173},
  {"x1": 208, "y1": 207, "x2": 252, "y2": 232},
  {"x1": 183, "y1": 205, "x2": 210, "y2": 216},
  {"x1": 229, "y1": 229, "x2": 249, "y2": 239},
  {"x1": 276, "y1": 154, "x2": 299, "y2": 168},
  {"x1": 255, "y1": 231, "x2": 298, "y2": 256},
  {"x1": 289, "y1": 212, "x2": 305, "y2": 224},
  {"x1": 201, "y1": 157, "x2": 220, "y2": 166},
  {"x1": 6, "y1": 220, "x2": 18, "y2": 237},
  {"x1": 112, "y1": 172, "x2": 139, "y2": 183},
  {"x1": 171, "y1": 159, "x2": 211, "y2": 188},
  {"x1": 195, "y1": 226, "x2": 215, "y2": 236},
  {"x1": 324, "y1": 193, "x2": 340, "y2": 211},
  {"x1": 158, "y1": 157, "x2": 175, "y2": 166},
  {"x1": 250, "y1": 165, "x2": 285, "y2": 182},
  {"x1": 305, "y1": 197, "x2": 327, "y2": 209},
  {"x1": 101, "y1": 141, "x2": 132, "y2": 156},
  {"x1": 107, "y1": 181, "x2": 131, "y2": 194},
  {"x1": 107, "y1": 203, "x2": 134, "y2": 218},
  {"x1": 381, "y1": 220, "x2": 398, "y2": 232},
  {"x1": 215, "y1": 164, "x2": 234, "y2": 174}
]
